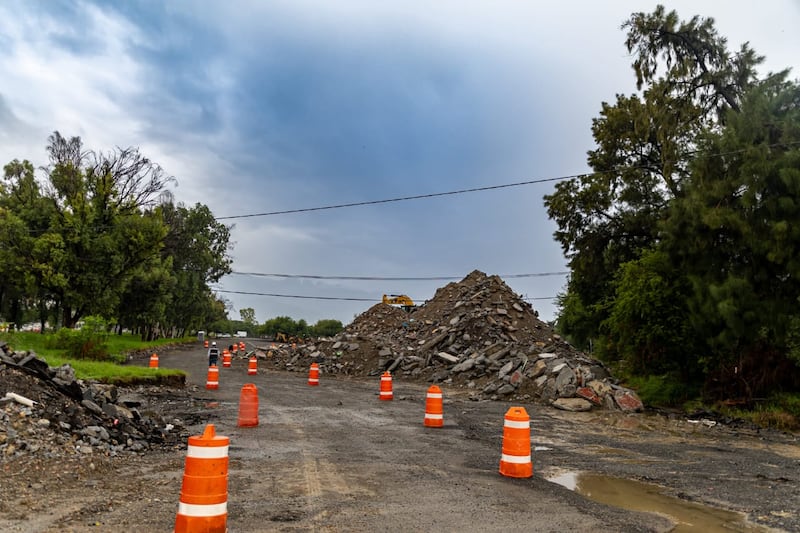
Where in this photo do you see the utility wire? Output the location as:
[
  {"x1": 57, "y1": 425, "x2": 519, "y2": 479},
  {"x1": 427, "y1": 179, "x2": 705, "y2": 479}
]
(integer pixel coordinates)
[
  {"x1": 212, "y1": 288, "x2": 557, "y2": 301},
  {"x1": 211, "y1": 289, "x2": 376, "y2": 302},
  {"x1": 7, "y1": 141, "x2": 800, "y2": 234},
  {"x1": 227, "y1": 270, "x2": 569, "y2": 281},
  {"x1": 215, "y1": 176, "x2": 567, "y2": 220},
  {"x1": 214, "y1": 141, "x2": 800, "y2": 221}
]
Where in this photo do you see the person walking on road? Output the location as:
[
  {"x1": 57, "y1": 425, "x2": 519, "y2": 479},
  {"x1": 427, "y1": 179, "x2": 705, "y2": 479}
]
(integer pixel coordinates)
[{"x1": 208, "y1": 341, "x2": 220, "y2": 366}]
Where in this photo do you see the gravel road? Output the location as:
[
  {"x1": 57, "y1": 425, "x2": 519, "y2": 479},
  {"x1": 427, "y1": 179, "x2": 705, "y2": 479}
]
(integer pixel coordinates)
[{"x1": 2, "y1": 342, "x2": 798, "y2": 532}]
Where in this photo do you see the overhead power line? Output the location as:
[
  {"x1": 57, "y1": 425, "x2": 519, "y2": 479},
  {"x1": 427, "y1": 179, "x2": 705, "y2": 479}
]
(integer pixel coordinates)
[
  {"x1": 215, "y1": 176, "x2": 567, "y2": 220},
  {"x1": 214, "y1": 141, "x2": 800, "y2": 221},
  {"x1": 211, "y1": 289, "x2": 377, "y2": 301},
  {"x1": 211, "y1": 288, "x2": 557, "y2": 302},
  {"x1": 227, "y1": 270, "x2": 570, "y2": 281}
]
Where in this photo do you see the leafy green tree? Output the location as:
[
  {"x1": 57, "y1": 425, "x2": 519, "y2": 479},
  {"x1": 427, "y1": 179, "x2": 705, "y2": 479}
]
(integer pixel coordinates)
[
  {"x1": 159, "y1": 202, "x2": 232, "y2": 336},
  {"x1": 240, "y1": 308, "x2": 256, "y2": 327},
  {"x1": 624, "y1": 5, "x2": 762, "y2": 117},
  {"x1": 663, "y1": 74, "x2": 800, "y2": 396},
  {"x1": 545, "y1": 6, "x2": 762, "y2": 350},
  {"x1": 310, "y1": 319, "x2": 343, "y2": 337},
  {"x1": 39, "y1": 132, "x2": 172, "y2": 327},
  {"x1": 116, "y1": 257, "x2": 176, "y2": 340},
  {"x1": 259, "y1": 316, "x2": 300, "y2": 337},
  {"x1": 600, "y1": 248, "x2": 699, "y2": 379},
  {"x1": 1, "y1": 134, "x2": 234, "y2": 339}
]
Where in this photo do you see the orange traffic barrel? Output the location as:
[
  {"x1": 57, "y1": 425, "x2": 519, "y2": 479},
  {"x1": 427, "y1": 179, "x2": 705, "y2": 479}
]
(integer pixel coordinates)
[
  {"x1": 237, "y1": 384, "x2": 259, "y2": 427},
  {"x1": 424, "y1": 385, "x2": 443, "y2": 427},
  {"x1": 206, "y1": 365, "x2": 219, "y2": 390},
  {"x1": 204, "y1": 340, "x2": 209, "y2": 349},
  {"x1": 308, "y1": 362, "x2": 320, "y2": 386},
  {"x1": 499, "y1": 406, "x2": 533, "y2": 478},
  {"x1": 239, "y1": 341, "x2": 245, "y2": 352},
  {"x1": 174, "y1": 424, "x2": 229, "y2": 533},
  {"x1": 222, "y1": 350, "x2": 231, "y2": 368},
  {"x1": 247, "y1": 356, "x2": 258, "y2": 376},
  {"x1": 379, "y1": 371, "x2": 393, "y2": 401},
  {"x1": 149, "y1": 353, "x2": 159, "y2": 368}
]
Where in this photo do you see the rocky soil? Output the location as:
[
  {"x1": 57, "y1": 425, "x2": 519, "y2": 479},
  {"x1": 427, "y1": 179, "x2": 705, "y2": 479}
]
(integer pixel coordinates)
[{"x1": 254, "y1": 270, "x2": 643, "y2": 413}]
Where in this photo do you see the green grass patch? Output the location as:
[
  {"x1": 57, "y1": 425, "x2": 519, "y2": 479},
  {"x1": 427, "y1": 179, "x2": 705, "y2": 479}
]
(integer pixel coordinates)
[
  {"x1": 620, "y1": 373, "x2": 701, "y2": 408},
  {"x1": 1, "y1": 331, "x2": 188, "y2": 385},
  {"x1": 718, "y1": 393, "x2": 800, "y2": 431}
]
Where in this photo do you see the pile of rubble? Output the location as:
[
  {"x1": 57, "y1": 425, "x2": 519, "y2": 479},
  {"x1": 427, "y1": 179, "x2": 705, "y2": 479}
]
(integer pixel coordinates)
[
  {"x1": 254, "y1": 270, "x2": 644, "y2": 412},
  {"x1": 0, "y1": 341, "x2": 189, "y2": 463}
]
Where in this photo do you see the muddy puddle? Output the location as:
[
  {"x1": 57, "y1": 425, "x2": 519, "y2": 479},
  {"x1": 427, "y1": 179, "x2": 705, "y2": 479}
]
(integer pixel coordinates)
[{"x1": 548, "y1": 471, "x2": 765, "y2": 532}]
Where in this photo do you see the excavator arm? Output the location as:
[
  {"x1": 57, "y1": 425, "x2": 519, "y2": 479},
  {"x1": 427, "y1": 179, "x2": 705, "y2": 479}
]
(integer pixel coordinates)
[{"x1": 382, "y1": 294, "x2": 416, "y2": 311}]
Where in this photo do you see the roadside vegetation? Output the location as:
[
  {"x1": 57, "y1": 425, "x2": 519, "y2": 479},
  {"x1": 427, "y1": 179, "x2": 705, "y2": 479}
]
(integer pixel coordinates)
[
  {"x1": 1, "y1": 319, "x2": 190, "y2": 385},
  {"x1": 545, "y1": 6, "x2": 800, "y2": 429},
  {"x1": 206, "y1": 309, "x2": 344, "y2": 340}
]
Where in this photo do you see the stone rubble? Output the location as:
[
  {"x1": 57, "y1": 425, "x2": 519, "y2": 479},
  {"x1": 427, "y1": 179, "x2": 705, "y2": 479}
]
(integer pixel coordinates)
[
  {"x1": 254, "y1": 270, "x2": 643, "y2": 412},
  {"x1": 0, "y1": 341, "x2": 189, "y2": 463}
]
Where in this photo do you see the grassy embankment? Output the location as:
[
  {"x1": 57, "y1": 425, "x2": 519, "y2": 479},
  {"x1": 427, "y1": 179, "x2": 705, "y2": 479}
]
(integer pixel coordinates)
[
  {"x1": 623, "y1": 372, "x2": 800, "y2": 432},
  {"x1": 1, "y1": 331, "x2": 191, "y2": 386}
]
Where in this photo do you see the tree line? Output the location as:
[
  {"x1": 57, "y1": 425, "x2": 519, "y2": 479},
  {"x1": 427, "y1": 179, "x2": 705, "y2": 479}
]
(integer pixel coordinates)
[
  {"x1": 208, "y1": 309, "x2": 344, "y2": 340},
  {"x1": 546, "y1": 6, "x2": 800, "y2": 402},
  {"x1": 1, "y1": 133, "x2": 351, "y2": 343},
  {"x1": 0, "y1": 132, "x2": 232, "y2": 339}
]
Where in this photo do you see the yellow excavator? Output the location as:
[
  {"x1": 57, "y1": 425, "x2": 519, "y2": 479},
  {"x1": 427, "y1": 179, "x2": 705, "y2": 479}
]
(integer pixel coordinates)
[{"x1": 382, "y1": 294, "x2": 416, "y2": 311}]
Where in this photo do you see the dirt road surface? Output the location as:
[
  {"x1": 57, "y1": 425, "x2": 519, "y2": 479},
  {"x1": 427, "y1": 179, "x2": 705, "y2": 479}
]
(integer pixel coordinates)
[{"x1": 2, "y1": 342, "x2": 798, "y2": 532}]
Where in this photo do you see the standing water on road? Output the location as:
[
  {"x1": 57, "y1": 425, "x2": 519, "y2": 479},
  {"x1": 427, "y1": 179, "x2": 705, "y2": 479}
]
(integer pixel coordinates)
[{"x1": 547, "y1": 471, "x2": 766, "y2": 532}]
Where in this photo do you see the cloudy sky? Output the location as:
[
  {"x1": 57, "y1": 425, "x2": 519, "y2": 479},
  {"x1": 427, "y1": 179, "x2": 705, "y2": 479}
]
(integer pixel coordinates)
[{"x1": 1, "y1": 1, "x2": 798, "y2": 326}]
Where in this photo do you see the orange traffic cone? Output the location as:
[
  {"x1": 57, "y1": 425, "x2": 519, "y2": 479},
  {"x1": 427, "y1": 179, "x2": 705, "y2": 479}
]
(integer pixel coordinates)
[
  {"x1": 206, "y1": 365, "x2": 219, "y2": 390},
  {"x1": 174, "y1": 424, "x2": 229, "y2": 533},
  {"x1": 247, "y1": 356, "x2": 258, "y2": 376},
  {"x1": 379, "y1": 371, "x2": 393, "y2": 401},
  {"x1": 499, "y1": 406, "x2": 533, "y2": 478},
  {"x1": 308, "y1": 362, "x2": 320, "y2": 386},
  {"x1": 424, "y1": 385, "x2": 444, "y2": 427},
  {"x1": 222, "y1": 349, "x2": 231, "y2": 368},
  {"x1": 237, "y1": 384, "x2": 259, "y2": 427},
  {"x1": 149, "y1": 353, "x2": 159, "y2": 368}
]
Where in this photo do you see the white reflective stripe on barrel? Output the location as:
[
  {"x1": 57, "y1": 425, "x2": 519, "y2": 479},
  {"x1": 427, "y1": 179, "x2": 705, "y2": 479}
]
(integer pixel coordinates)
[
  {"x1": 206, "y1": 381, "x2": 218, "y2": 386},
  {"x1": 500, "y1": 453, "x2": 531, "y2": 464},
  {"x1": 379, "y1": 391, "x2": 393, "y2": 396},
  {"x1": 503, "y1": 419, "x2": 530, "y2": 430},
  {"x1": 177, "y1": 501, "x2": 227, "y2": 517},
  {"x1": 424, "y1": 413, "x2": 443, "y2": 420},
  {"x1": 426, "y1": 393, "x2": 442, "y2": 399},
  {"x1": 187, "y1": 444, "x2": 229, "y2": 459}
]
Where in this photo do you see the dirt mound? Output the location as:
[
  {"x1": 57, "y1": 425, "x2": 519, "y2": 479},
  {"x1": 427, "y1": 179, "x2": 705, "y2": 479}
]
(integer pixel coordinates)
[
  {"x1": 348, "y1": 302, "x2": 409, "y2": 331},
  {"x1": 253, "y1": 270, "x2": 643, "y2": 412}
]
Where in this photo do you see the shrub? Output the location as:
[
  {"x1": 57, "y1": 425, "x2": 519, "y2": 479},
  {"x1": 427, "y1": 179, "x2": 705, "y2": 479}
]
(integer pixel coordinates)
[
  {"x1": 48, "y1": 316, "x2": 113, "y2": 361},
  {"x1": 624, "y1": 373, "x2": 700, "y2": 407}
]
